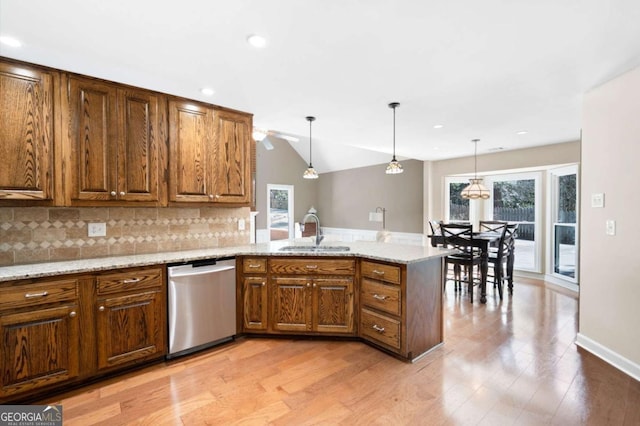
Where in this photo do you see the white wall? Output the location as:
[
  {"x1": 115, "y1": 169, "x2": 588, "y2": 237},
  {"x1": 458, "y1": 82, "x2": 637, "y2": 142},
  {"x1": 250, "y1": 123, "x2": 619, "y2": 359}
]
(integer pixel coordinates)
[{"x1": 577, "y1": 65, "x2": 640, "y2": 379}]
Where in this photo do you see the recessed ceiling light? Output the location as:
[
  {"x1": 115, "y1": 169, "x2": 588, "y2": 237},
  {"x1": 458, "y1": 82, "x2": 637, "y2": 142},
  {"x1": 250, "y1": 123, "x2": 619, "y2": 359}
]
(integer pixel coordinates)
[
  {"x1": 200, "y1": 87, "x2": 215, "y2": 96},
  {"x1": 247, "y1": 34, "x2": 267, "y2": 48},
  {"x1": 0, "y1": 35, "x2": 22, "y2": 48},
  {"x1": 516, "y1": 130, "x2": 528, "y2": 135},
  {"x1": 433, "y1": 124, "x2": 444, "y2": 129}
]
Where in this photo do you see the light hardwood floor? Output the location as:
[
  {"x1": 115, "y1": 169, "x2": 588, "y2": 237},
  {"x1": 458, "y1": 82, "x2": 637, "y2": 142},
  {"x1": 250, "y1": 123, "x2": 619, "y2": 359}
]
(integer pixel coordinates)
[{"x1": 43, "y1": 278, "x2": 640, "y2": 425}]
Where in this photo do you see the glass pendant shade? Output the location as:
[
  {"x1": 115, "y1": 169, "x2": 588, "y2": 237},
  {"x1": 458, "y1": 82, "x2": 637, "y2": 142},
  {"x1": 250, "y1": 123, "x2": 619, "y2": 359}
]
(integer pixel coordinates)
[
  {"x1": 303, "y1": 167, "x2": 318, "y2": 179},
  {"x1": 386, "y1": 102, "x2": 403, "y2": 175},
  {"x1": 303, "y1": 116, "x2": 319, "y2": 179},
  {"x1": 461, "y1": 178, "x2": 490, "y2": 199},
  {"x1": 461, "y1": 138, "x2": 490, "y2": 199},
  {"x1": 385, "y1": 158, "x2": 403, "y2": 174}
]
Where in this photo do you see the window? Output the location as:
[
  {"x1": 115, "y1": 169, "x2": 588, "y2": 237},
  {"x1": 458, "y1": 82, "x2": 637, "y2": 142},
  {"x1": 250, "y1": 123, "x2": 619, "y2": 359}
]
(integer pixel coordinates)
[
  {"x1": 445, "y1": 177, "x2": 471, "y2": 223},
  {"x1": 267, "y1": 184, "x2": 294, "y2": 241}
]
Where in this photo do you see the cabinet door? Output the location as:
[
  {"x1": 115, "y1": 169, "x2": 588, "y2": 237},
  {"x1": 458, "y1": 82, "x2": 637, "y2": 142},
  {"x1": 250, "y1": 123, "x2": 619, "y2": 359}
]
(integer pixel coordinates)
[
  {"x1": 68, "y1": 76, "x2": 118, "y2": 202},
  {"x1": 0, "y1": 305, "x2": 79, "y2": 398},
  {"x1": 168, "y1": 99, "x2": 215, "y2": 202},
  {"x1": 0, "y1": 62, "x2": 54, "y2": 201},
  {"x1": 212, "y1": 109, "x2": 252, "y2": 204},
  {"x1": 243, "y1": 276, "x2": 268, "y2": 331},
  {"x1": 312, "y1": 277, "x2": 355, "y2": 334},
  {"x1": 96, "y1": 290, "x2": 164, "y2": 370},
  {"x1": 116, "y1": 88, "x2": 163, "y2": 203},
  {"x1": 271, "y1": 277, "x2": 311, "y2": 332}
]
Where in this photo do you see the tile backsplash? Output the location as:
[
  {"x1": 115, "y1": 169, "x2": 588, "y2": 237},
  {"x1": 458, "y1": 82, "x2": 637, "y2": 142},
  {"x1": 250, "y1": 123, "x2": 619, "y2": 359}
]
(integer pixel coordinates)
[{"x1": 0, "y1": 206, "x2": 251, "y2": 266}]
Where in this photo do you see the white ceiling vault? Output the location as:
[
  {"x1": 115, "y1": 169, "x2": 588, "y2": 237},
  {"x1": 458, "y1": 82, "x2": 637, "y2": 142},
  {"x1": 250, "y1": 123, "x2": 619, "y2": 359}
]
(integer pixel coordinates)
[{"x1": 2, "y1": 0, "x2": 640, "y2": 173}]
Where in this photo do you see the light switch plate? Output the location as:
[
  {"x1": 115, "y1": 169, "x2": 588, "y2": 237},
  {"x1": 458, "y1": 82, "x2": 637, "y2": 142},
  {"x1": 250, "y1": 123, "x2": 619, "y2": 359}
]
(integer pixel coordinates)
[
  {"x1": 591, "y1": 193, "x2": 604, "y2": 208},
  {"x1": 88, "y1": 222, "x2": 106, "y2": 237},
  {"x1": 606, "y1": 220, "x2": 616, "y2": 236}
]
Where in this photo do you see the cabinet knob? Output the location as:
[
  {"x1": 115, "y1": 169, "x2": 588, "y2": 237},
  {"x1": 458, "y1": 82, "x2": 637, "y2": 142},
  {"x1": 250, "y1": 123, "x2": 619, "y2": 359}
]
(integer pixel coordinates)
[
  {"x1": 313, "y1": 283, "x2": 316, "y2": 288},
  {"x1": 215, "y1": 194, "x2": 220, "y2": 199},
  {"x1": 98, "y1": 306, "x2": 105, "y2": 312},
  {"x1": 69, "y1": 311, "x2": 77, "y2": 318},
  {"x1": 110, "y1": 191, "x2": 117, "y2": 196},
  {"x1": 119, "y1": 191, "x2": 125, "y2": 196},
  {"x1": 306, "y1": 283, "x2": 310, "y2": 288},
  {"x1": 209, "y1": 194, "x2": 214, "y2": 199},
  {"x1": 261, "y1": 282, "x2": 265, "y2": 287}
]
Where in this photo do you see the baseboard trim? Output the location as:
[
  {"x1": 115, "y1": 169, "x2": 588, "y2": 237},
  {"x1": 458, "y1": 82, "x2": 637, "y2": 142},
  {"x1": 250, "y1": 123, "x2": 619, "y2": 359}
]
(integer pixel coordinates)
[{"x1": 575, "y1": 333, "x2": 640, "y2": 381}]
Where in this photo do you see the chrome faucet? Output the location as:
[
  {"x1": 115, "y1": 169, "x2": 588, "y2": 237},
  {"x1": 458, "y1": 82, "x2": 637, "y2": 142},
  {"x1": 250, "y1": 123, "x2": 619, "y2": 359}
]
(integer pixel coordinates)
[{"x1": 301, "y1": 213, "x2": 324, "y2": 246}]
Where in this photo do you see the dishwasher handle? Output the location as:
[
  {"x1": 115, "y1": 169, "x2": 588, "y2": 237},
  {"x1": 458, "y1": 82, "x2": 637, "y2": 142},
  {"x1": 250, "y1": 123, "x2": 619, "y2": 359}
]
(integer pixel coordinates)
[{"x1": 168, "y1": 263, "x2": 235, "y2": 279}]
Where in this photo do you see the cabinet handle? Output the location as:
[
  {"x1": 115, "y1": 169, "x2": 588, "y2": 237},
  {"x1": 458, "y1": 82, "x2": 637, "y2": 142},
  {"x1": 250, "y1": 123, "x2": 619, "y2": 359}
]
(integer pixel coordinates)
[
  {"x1": 25, "y1": 291, "x2": 49, "y2": 298},
  {"x1": 209, "y1": 194, "x2": 214, "y2": 199},
  {"x1": 372, "y1": 294, "x2": 387, "y2": 301},
  {"x1": 248, "y1": 264, "x2": 261, "y2": 268},
  {"x1": 305, "y1": 265, "x2": 318, "y2": 269},
  {"x1": 372, "y1": 269, "x2": 385, "y2": 275},
  {"x1": 372, "y1": 324, "x2": 385, "y2": 333},
  {"x1": 110, "y1": 191, "x2": 117, "y2": 196},
  {"x1": 215, "y1": 194, "x2": 220, "y2": 199},
  {"x1": 69, "y1": 311, "x2": 77, "y2": 318},
  {"x1": 119, "y1": 191, "x2": 125, "y2": 196},
  {"x1": 98, "y1": 306, "x2": 105, "y2": 312},
  {"x1": 123, "y1": 278, "x2": 140, "y2": 284},
  {"x1": 261, "y1": 282, "x2": 265, "y2": 287}
]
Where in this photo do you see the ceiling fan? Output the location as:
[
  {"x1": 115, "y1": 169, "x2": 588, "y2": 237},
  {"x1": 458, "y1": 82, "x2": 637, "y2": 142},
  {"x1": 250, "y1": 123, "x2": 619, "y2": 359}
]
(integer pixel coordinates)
[{"x1": 252, "y1": 128, "x2": 299, "y2": 150}]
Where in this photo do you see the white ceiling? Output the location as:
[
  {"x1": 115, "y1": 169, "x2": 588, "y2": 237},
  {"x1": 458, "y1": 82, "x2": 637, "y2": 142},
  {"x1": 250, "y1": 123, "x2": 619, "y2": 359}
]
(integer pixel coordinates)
[{"x1": 2, "y1": 0, "x2": 640, "y2": 173}]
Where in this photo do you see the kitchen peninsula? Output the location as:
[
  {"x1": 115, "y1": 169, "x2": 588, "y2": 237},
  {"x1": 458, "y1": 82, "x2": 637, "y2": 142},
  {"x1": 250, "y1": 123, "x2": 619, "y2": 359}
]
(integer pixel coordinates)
[{"x1": 0, "y1": 240, "x2": 451, "y2": 403}]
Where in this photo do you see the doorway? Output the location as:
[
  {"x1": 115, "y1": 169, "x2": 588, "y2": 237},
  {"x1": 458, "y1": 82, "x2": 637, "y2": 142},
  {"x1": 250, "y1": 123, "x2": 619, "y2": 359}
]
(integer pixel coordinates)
[{"x1": 267, "y1": 184, "x2": 294, "y2": 241}]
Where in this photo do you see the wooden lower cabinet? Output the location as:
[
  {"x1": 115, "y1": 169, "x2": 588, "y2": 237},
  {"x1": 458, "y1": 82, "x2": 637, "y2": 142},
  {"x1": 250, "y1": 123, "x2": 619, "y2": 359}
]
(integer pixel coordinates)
[
  {"x1": 0, "y1": 265, "x2": 166, "y2": 403},
  {"x1": 242, "y1": 276, "x2": 268, "y2": 331},
  {"x1": 0, "y1": 304, "x2": 80, "y2": 398},
  {"x1": 239, "y1": 257, "x2": 356, "y2": 336}
]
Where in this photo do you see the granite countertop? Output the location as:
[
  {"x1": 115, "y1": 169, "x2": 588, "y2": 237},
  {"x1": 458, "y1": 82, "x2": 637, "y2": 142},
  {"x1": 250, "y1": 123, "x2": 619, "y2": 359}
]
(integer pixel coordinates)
[{"x1": 0, "y1": 240, "x2": 453, "y2": 282}]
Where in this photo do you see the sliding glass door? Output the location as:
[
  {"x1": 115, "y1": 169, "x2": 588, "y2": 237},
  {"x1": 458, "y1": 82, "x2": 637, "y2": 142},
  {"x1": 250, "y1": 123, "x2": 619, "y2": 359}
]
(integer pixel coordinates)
[{"x1": 486, "y1": 173, "x2": 541, "y2": 272}]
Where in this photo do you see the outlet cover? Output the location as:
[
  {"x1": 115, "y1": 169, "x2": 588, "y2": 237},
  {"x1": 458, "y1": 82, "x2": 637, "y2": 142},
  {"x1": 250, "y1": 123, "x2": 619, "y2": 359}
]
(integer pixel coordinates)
[
  {"x1": 591, "y1": 193, "x2": 604, "y2": 208},
  {"x1": 88, "y1": 222, "x2": 106, "y2": 237},
  {"x1": 238, "y1": 218, "x2": 246, "y2": 231},
  {"x1": 606, "y1": 220, "x2": 616, "y2": 236}
]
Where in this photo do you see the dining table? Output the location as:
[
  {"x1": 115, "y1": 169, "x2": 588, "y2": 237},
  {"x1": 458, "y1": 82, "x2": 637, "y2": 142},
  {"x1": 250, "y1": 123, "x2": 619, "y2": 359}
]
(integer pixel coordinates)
[{"x1": 428, "y1": 231, "x2": 501, "y2": 303}]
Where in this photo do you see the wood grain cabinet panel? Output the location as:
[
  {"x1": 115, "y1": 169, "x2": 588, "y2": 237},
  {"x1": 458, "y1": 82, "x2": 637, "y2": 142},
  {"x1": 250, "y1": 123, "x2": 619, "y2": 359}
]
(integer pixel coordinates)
[
  {"x1": 313, "y1": 277, "x2": 354, "y2": 334},
  {"x1": 0, "y1": 278, "x2": 80, "y2": 399},
  {"x1": 66, "y1": 76, "x2": 164, "y2": 205},
  {"x1": 0, "y1": 61, "x2": 55, "y2": 202},
  {"x1": 242, "y1": 276, "x2": 268, "y2": 331},
  {"x1": 213, "y1": 109, "x2": 251, "y2": 204},
  {"x1": 271, "y1": 276, "x2": 311, "y2": 332}
]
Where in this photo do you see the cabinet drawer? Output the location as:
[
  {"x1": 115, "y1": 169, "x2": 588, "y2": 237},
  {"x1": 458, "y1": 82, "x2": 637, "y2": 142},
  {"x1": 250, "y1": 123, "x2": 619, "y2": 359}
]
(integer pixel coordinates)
[
  {"x1": 361, "y1": 278, "x2": 401, "y2": 316},
  {"x1": 96, "y1": 267, "x2": 162, "y2": 295},
  {"x1": 270, "y1": 258, "x2": 355, "y2": 275},
  {"x1": 361, "y1": 308, "x2": 401, "y2": 350},
  {"x1": 0, "y1": 279, "x2": 78, "y2": 311},
  {"x1": 361, "y1": 261, "x2": 401, "y2": 285},
  {"x1": 243, "y1": 258, "x2": 267, "y2": 273}
]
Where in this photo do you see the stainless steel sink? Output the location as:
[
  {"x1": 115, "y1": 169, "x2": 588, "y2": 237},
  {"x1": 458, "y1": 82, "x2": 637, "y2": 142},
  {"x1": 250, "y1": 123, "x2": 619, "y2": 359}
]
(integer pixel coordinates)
[{"x1": 279, "y1": 245, "x2": 351, "y2": 252}]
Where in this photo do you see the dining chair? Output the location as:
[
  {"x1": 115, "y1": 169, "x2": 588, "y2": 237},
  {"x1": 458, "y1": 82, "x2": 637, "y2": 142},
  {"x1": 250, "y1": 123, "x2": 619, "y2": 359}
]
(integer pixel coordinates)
[
  {"x1": 487, "y1": 223, "x2": 518, "y2": 299},
  {"x1": 440, "y1": 223, "x2": 483, "y2": 302},
  {"x1": 479, "y1": 220, "x2": 508, "y2": 233},
  {"x1": 428, "y1": 220, "x2": 443, "y2": 247}
]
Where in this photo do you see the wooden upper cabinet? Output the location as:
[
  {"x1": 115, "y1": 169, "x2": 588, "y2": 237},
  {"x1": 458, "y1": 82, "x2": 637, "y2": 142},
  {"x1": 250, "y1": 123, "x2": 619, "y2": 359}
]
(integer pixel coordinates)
[
  {"x1": 213, "y1": 109, "x2": 252, "y2": 204},
  {"x1": 168, "y1": 98, "x2": 252, "y2": 205},
  {"x1": 0, "y1": 61, "x2": 55, "y2": 203},
  {"x1": 65, "y1": 75, "x2": 165, "y2": 205},
  {"x1": 168, "y1": 99, "x2": 214, "y2": 202}
]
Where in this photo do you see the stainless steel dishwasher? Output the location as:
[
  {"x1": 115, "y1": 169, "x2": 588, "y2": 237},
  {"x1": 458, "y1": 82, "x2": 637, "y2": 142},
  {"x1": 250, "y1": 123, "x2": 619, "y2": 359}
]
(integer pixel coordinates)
[{"x1": 167, "y1": 258, "x2": 236, "y2": 358}]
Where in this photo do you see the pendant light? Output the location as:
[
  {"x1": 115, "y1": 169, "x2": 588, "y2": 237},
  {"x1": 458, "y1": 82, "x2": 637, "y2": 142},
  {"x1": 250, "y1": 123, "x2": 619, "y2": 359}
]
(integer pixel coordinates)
[
  {"x1": 460, "y1": 139, "x2": 490, "y2": 199},
  {"x1": 385, "y1": 102, "x2": 403, "y2": 174},
  {"x1": 303, "y1": 116, "x2": 318, "y2": 179}
]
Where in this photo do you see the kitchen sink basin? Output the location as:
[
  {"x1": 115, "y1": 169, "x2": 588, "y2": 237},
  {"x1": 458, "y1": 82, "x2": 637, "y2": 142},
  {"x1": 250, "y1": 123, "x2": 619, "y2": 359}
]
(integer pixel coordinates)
[{"x1": 279, "y1": 245, "x2": 351, "y2": 252}]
